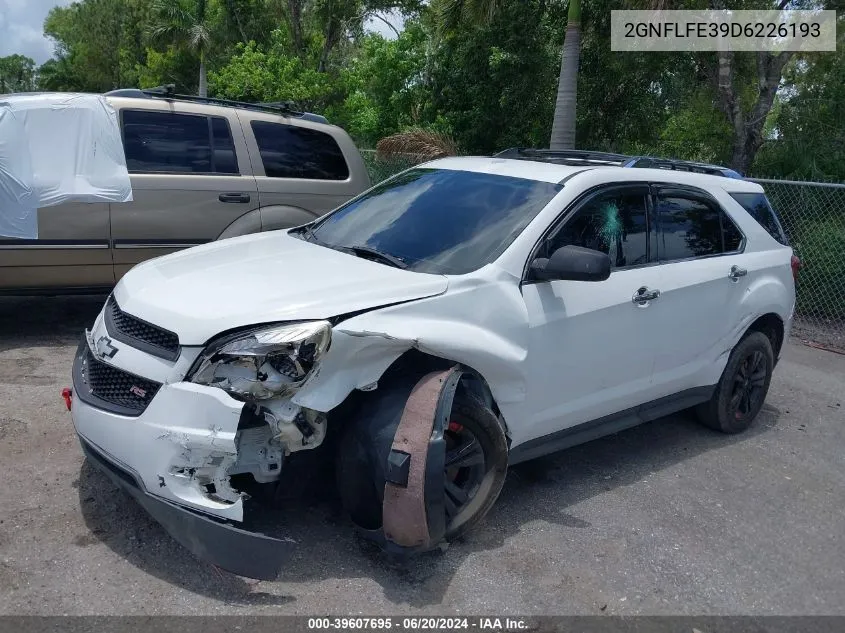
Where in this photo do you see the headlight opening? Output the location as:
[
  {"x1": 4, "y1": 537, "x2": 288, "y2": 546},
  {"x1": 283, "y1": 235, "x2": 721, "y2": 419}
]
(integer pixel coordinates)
[{"x1": 190, "y1": 321, "x2": 331, "y2": 400}]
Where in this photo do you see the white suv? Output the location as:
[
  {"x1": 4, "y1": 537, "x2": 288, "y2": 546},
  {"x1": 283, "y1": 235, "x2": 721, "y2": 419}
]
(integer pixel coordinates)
[{"x1": 68, "y1": 154, "x2": 796, "y2": 579}]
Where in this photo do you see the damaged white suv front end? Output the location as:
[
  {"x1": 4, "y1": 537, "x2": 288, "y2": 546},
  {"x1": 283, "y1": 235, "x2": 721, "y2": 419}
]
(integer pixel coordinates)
[{"x1": 71, "y1": 221, "x2": 458, "y2": 578}]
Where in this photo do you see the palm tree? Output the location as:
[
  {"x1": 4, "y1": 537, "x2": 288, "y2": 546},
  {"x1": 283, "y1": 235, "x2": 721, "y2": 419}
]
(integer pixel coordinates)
[
  {"x1": 150, "y1": 0, "x2": 213, "y2": 96},
  {"x1": 549, "y1": 0, "x2": 580, "y2": 149}
]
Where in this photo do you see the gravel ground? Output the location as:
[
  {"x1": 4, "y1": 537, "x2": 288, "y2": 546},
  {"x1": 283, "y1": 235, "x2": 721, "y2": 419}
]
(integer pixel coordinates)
[
  {"x1": 0, "y1": 295, "x2": 843, "y2": 616},
  {"x1": 791, "y1": 316, "x2": 845, "y2": 354}
]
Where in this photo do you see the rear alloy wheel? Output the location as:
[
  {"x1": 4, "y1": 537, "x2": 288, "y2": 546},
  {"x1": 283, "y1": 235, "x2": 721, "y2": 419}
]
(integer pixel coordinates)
[
  {"x1": 442, "y1": 392, "x2": 508, "y2": 540},
  {"x1": 696, "y1": 331, "x2": 774, "y2": 434}
]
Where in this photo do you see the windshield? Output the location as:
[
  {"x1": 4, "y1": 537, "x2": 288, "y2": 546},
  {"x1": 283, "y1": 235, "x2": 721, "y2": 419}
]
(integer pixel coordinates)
[{"x1": 305, "y1": 168, "x2": 563, "y2": 274}]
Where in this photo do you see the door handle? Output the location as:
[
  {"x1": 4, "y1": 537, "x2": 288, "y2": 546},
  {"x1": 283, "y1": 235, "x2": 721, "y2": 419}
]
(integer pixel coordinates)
[
  {"x1": 632, "y1": 286, "x2": 660, "y2": 305},
  {"x1": 729, "y1": 265, "x2": 747, "y2": 281},
  {"x1": 219, "y1": 192, "x2": 251, "y2": 203}
]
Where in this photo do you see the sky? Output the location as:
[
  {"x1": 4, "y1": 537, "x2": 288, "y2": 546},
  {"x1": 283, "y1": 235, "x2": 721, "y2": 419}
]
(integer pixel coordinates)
[
  {"x1": 0, "y1": 0, "x2": 401, "y2": 66},
  {"x1": 0, "y1": 0, "x2": 73, "y2": 64}
]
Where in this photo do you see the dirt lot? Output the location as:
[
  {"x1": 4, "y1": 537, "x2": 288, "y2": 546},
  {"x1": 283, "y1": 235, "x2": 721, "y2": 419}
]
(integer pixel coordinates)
[{"x1": 0, "y1": 295, "x2": 843, "y2": 615}]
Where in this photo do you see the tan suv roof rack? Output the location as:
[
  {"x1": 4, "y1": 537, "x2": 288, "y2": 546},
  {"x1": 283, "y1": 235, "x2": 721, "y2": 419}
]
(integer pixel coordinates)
[{"x1": 104, "y1": 85, "x2": 330, "y2": 124}]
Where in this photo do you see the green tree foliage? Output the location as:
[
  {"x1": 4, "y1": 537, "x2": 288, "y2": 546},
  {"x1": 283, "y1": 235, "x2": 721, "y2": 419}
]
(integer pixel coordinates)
[
  {"x1": 0, "y1": 55, "x2": 37, "y2": 94},
  {"x1": 42, "y1": 0, "x2": 151, "y2": 92},
  {"x1": 755, "y1": 18, "x2": 845, "y2": 180},
  {"x1": 16, "y1": 0, "x2": 845, "y2": 179},
  {"x1": 428, "y1": 1, "x2": 559, "y2": 153},
  {"x1": 149, "y1": 0, "x2": 216, "y2": 96},
  {"x1": 209, "y1": 30, "x2": 337, "y2": 108},
  {"x1": 333, "y1": 21, "x2": 431, "y2": 145},
  {"x1": 574, "y1": 1, "x2": 699, "y2": 155},
  {"x1": 135, "y1": 46, "x2": 201, "y2": 92}
]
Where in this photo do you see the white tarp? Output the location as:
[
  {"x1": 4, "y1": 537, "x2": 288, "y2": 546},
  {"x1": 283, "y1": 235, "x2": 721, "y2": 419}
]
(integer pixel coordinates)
[{"x1": 0, "y1": 93, "x2": 132, "y2": 239}]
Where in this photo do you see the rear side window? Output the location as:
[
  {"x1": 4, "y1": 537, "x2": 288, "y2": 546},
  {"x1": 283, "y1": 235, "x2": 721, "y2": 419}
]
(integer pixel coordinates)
[
  {"x1": 657, "y1": 194, "x2": 744, "y2": 261},
  {"x1": 251, "y1": 121, "x2": 349, "y2": 180},
  {"x1": 730, "y1": 192, "x2": 789, "y2": 245},
  {"x1": 122, "y1": 110, "x2": 239, "y2": 175}
]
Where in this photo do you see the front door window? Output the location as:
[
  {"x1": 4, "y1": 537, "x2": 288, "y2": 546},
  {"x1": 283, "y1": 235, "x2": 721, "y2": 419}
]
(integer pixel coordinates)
[{"x1": 547, "y1": 190, "x2": 651, "y2": 269}]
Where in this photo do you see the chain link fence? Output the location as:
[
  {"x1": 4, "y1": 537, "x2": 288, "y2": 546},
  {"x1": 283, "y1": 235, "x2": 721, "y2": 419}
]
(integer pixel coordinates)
[
  {"x1": 751, "y1": 178, "x2": 845, "y2": 352},
  {"x1": 360, "y1": 151, "x2": 845, "y2": 351},
  {"x1": 360, "y1": 150, "x2": 423, "y2": 185}
]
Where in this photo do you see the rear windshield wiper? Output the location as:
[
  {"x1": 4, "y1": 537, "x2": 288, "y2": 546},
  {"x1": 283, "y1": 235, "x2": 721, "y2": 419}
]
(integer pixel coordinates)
[{"x1": 348, "y1": 244, "x2": 408, "y2": 269}]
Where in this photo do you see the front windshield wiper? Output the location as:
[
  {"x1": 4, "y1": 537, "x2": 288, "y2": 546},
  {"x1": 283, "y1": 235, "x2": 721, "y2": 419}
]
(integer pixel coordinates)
[
  {"x1": 299, "y1": 224, "x2": 322, "y2": 244},
  {"x1": 300, "y1": 228, "x2": 408, "y2": 269},
  {"x1": 347, "y1": 244, "x2": 408, "y2": 269}
]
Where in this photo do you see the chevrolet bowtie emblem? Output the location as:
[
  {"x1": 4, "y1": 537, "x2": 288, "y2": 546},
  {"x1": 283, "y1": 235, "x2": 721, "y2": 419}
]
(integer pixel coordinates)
[{"x1": 96, "y1": 335, "x2": 118, "y2": 359}]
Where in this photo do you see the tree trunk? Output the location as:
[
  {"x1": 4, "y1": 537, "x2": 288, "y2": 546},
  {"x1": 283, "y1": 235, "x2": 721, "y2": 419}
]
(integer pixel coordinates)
[
  {"x1": 287, "y1": 0, "x2": 305, "y2": 56},
  {"x1": 549, "y1": 0, "x2": 581, "y2": 149},
  {"x1": 715, "y1": 49, "x2": 792, "y2": 175},
  {"x1": 710, "y1": 0, "x2": 792, "y2": 174},
  {"x1": 318, "y1": 18, "x2": 341, "y2": 73},
  {"x1": 198, "y1": 54, "x2": 208, "y2": 97}
]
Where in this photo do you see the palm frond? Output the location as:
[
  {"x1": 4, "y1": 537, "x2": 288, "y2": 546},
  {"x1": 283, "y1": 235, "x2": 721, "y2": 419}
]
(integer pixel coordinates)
[
  {"x1": 150, "y1": 0, "x2": 195, "y2": 38},
  {"x1": 376, "y1": 129, "x2": 459, "y2": 160},
  {"x1": 433, "y1": 0, "x2": 467, "y2": 33},
  {"x1": 189, "y1": 24, "x2": 211, "y2": 48},
  {"x1": 434, "y1": 0, "x2": 501, "y2": 32}
]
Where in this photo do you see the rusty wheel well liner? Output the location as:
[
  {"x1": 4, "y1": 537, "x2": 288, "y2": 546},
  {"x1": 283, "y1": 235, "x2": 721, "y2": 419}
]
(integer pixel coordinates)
[{"x1": 333, "y1": 353, "x2": 495, "y2": 554}]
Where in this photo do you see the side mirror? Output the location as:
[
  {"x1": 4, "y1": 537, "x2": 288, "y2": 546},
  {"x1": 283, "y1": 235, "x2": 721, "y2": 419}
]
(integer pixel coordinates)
[{"x1": 529, "y1": 245, "x2": 611, "y2": 282}]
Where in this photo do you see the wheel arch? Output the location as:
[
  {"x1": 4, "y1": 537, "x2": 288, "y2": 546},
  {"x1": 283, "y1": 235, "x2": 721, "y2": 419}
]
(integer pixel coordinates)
[
  {"x1": 734, "y1": 267, "x2": 793, "y2": 358},
  {"x1": 216, "y1": 208, "x2": 262, "y2": 240},
  {"x1": 744, "y1": 312, "x2": 785, "y2": 359},
  {"x1": 330, "y1": 352, "x2": 506, "y2": 554},
  {"x1": 332, "y1": 348, "x2": 509, "y2": 438},
  {"x1": 216, "y1": 205, "x2": 318, "y2": 240},
  {"x1": 257, "y1": 204, "x2": 320, "y2": 232}
]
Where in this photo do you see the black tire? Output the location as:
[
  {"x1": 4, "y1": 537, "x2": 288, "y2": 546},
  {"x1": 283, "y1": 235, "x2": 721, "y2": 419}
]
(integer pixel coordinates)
[
  {"x1": 696, "y1": 331, "x2": 774, "y2": 434},
  {"x1": 442, "y1": 391, "x2": 508, "y2": 541}
]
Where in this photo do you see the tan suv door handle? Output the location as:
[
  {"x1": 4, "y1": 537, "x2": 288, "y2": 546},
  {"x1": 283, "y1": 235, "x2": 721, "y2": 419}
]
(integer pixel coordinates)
[{"x1": 219, "y1": 192, "x2": 251, "y2": 203}]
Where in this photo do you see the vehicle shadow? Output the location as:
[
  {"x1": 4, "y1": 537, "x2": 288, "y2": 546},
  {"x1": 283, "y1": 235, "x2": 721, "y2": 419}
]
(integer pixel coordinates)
[
  {"x1": 0, "y1": 295, "x2": 106, "y2": 352},
  {"x1": 77, "y1": 403, "x2": 780, "y2": 608}
]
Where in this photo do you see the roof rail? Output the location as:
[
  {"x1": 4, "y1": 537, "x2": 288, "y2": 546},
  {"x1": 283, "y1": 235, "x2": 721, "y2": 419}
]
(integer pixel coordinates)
[
  {"x1": 624, "y1": 156, "x2": 742, "y2": 179},
  {"x1": 494, "y1": 148, "x2": 630, "y2": 166},
  {"x1": 494, "y1": 147, "x2": 743, "y2": 179},
  {"x1": 103, "y1": 85, "x2": 329, "y2": 124}
]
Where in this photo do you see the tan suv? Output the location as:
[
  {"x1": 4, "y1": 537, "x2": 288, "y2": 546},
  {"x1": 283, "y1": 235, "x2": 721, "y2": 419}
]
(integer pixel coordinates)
[{"x1": 0, "y1": 89, "x2": 369, "y2": 293}]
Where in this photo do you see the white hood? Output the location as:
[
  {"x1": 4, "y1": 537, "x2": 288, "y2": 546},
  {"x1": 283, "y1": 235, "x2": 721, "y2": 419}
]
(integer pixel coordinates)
[{"x1": 113, "y1": 231, "x2": 448, "y2": 345}]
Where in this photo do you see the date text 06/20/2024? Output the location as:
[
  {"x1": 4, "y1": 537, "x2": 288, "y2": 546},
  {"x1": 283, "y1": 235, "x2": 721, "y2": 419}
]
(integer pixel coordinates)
[{"x1": 307, "y1": 617, "x2": 529, "y2": 630}]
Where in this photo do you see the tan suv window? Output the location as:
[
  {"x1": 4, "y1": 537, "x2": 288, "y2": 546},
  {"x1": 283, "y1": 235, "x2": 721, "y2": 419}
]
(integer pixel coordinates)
[
  {"x1": 251, "y1": 120, "x2": 348, "y2": 180},
  {"x1": 122, "y1": 110, "x2": 239, "y2": 175}
]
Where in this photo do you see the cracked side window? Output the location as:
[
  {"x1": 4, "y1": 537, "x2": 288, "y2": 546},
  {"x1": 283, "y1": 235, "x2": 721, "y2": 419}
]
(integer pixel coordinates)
[{"x1": 549, "y1": 191, "x2": 649, "y2": 270}]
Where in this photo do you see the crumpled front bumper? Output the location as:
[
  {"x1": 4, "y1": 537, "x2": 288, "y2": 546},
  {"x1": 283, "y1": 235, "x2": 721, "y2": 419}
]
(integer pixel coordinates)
[
  {"x1": 77, "y1": 433, "x2": 290, "y2": 580},
  {"x1": 71, "y1": 336, "x2": 292, "y2": 580}
]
